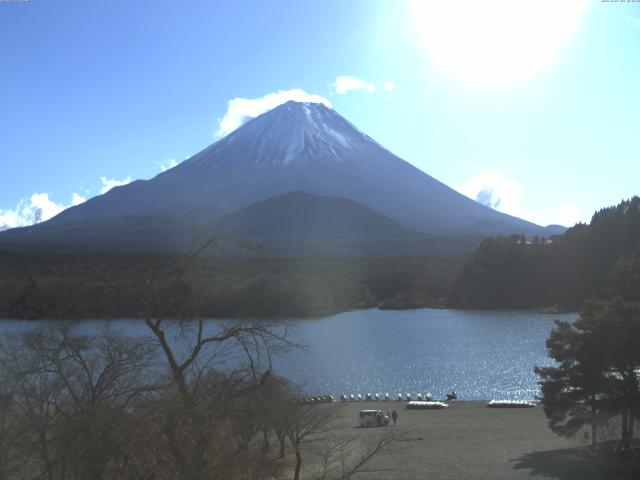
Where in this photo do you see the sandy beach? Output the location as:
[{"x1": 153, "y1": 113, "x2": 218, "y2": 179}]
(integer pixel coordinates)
[{"x1": 299, "y1": 401, "x2": 630, "y2": 480}]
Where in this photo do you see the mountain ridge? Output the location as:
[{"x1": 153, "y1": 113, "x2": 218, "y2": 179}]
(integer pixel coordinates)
[{"x1": 0, "y1": 101, "x2": 563, "y2": 254}]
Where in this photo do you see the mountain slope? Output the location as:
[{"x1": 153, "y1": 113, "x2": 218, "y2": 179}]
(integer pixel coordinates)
[
  {"x1": 0, "y1": 101, "x2": 560, "y2": 254},
  {"x1": 211, "y1": 191, "x2": 428, "y2": 256},
  {"x1": 215, "y1": 191, "x2": 417, "y2": 237}
]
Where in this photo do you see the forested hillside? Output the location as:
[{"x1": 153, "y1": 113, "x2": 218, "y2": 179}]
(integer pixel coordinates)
[
  {"x1": 450, "y1": 197, "x2": 640, "y2": 309},
  {"x1": 0, "y1": 253, "x2": 458, "y2": 319}
]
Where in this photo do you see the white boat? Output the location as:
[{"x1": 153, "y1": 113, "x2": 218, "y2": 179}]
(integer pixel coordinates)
[
  {"x1": 405, "y1": 401, "x2": 449, "y2": 410},
  {"x1": 486, "y1": 400, "x2": 536, "y2": 408}
]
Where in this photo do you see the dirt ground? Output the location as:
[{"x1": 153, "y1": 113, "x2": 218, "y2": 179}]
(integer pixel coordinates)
[{"x1": 299, "y1": 401, "x2": 634, "y2": 480}]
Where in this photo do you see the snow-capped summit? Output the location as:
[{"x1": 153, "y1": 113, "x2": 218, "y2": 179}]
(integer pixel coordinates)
[{"x1": 172, "y1": 101, "x2": 380, "y2": 172}]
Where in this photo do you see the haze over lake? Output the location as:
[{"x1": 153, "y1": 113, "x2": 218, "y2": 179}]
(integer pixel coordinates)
[{"x1": 0, "y1": 309, "x2": 577, "y2": 400}]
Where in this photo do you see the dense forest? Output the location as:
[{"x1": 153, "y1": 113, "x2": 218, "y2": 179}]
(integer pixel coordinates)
[
  {"x1": 4, "y1": 197, "x2": 638, "y2": 318},
  {"x1": 0, "y1": 252, "x2": 459, "y2": 319},
  {"x1": 450, "y1": 197, "x2": 640, "y2": 309}
]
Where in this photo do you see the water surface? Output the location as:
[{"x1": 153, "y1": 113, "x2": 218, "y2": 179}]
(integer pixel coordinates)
[{"x1": 0, "y1": 308, "x2": 577, "y2": 400}]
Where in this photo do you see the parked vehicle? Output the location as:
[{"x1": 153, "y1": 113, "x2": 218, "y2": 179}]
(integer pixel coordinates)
[{"x1": 359, "y1": 409, "x2": 390, "y2": 427}]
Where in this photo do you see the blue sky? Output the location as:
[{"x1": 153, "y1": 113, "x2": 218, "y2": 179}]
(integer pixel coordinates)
[{"x1": 1, "y1": 0, "x2": 639, "y2": 229}]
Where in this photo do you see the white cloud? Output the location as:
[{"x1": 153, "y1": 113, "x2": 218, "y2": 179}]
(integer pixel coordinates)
[
  {"x1": 0, "y1": 192, "x2": 86, "y2": 231},
  {"x1": 382, "y1": 80, "x2": 395, "y2": 91},
  {"x1": 100, "y1": 176, "x2": 132, "y2": 194},
  {"x1": 71, "y1": 192, "x2": 86, "y2": 206},
  {"x1": 627, "y1": 16, "x2": 640, "y2": 28},
  {"x1": 0, "y1": 172, "x2": 135, "y2": 231},
  {"x1": 456, "y1": 169, "x2": 524, "y2": 216},
  {"x1": 553, "y1": 202, "x2": 584, "y2": 227},
  {"x1": 456, "y1": 169, "x2": 588, "y2": 227},
  {"x1": 525, "y1": 203, "x2": 585, "y2": 227},
  {"x1": 159, "y1": 158, "x2": 179, "y2": 172},
  {"x1": 333, "y1": 76, "x2": 376, "y2": 95},
  {"x1": 216, "y1": 89, "x2": 332, "y2": 138}
]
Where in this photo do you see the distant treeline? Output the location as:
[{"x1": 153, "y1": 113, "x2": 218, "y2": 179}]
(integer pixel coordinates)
[
  {"x1": 450, "y1": 196, "x2": 640, "y2": 309},
  {"x1": 0, "y1": 252, "x2": 459, "y2": 319}
]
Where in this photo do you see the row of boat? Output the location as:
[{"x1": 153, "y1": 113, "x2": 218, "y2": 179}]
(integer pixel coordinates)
[
  {"x1": 340, "y1": 393, "x2": 434, "y2": 402},
  {"x1": 486, "y1": 400, "x2": 537, "y2": 408},
  {"x1": 298, "y1": 395, "x2": 334, "y2": 404},
  {"x1": 298, "y1": 396, "x2": 537, "y2": 408}
]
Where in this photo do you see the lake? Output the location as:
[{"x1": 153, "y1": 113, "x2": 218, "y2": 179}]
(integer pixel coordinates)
[{"x1": 0, "y1": 308, "x2": 577, "y2": 400}]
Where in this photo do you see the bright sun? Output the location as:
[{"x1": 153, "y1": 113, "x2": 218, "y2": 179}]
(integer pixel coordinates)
[{"x1": 409, "y1": 0, "x2": 589, "y2": 87}]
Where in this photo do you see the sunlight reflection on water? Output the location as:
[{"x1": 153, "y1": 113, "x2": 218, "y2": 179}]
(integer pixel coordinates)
[
  {"x1": 272, "y1": 308, "x2": 577, "y2": 400},
  {"x1": 0, "y1": 308, "x2": 577, "y2": 400}
]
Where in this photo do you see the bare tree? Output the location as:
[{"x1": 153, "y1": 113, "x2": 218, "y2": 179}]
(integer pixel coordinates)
[
  {"x1": 139, "y1": 318, "x2": 294, "y2": 480},
  {"x1": 99, "y1": 237, "x2": 297, "y2": 480},
  {"x1": 283, "y1": 401, "x2": 399, "y2": 480},
  {"x1": 261, "y1": 376, "x2": 294, "y2": 459},
  {"x1": 0, "y1": 383, "x2": 20, "y2": 480},
  {"x1": 312, "y1": 430, "x2": 396, "y2": 480},
  {"x1": 286, "y1": 403, "x2": 336, "y2": 480},
  {"x1": 0, "y1": 323, "x2": 157, "y2": 480}
]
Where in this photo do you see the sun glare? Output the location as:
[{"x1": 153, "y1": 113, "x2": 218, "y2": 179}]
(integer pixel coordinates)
[{"x1": 409, "y1": 0, "x2": 589, "y2": 87}]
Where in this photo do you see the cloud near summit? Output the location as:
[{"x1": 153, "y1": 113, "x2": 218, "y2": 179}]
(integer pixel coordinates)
[
  {"x1": 332, "y1": 76, "x2": 395, "y2": 95},
  {"x1": 456, "y1": 170, "x2": 523, "y2": 217},
  {"x1": 216, "y1": 89, "x2": 332, "y2": 138},
  {"x1": 456, "y1": 169, "x2": 586, "y2": 227},
  {"x1": 333, "y1": 76, "x2": 376, "y2": 95}
]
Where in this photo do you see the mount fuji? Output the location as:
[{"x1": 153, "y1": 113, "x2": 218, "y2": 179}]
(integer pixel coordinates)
[{"x1": 0, "y1": 101, "x2": 562, "y2": 255}]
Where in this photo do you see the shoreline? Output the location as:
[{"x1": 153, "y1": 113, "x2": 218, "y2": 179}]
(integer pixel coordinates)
[
  {"x1": 0, "y1": 305, "x2": 580, "y2": 322},
  {"x1": 311, "y1": 401, "x2": 621, "y2": 479}
]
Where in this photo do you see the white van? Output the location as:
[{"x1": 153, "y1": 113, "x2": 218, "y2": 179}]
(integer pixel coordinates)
[{"x1": 359, "y1": 410, "x2": 389, "y2": 427}]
